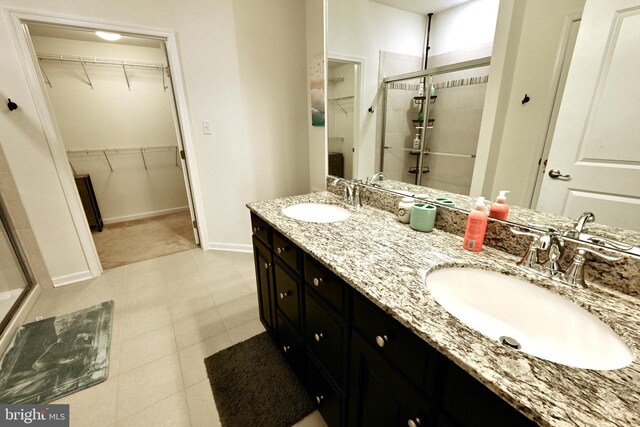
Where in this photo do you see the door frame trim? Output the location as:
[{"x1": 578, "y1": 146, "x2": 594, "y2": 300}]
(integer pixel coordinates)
[{"x1": 5, "y1": 8, "x2": 208, "y2": 281}]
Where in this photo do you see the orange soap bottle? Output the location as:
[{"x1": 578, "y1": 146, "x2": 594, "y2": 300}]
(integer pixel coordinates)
[
  {"x1": 463, "y1": 197, "x2": 488, "y2": 252},
  {"x1": 489, "y1": 190, "x2": 510, "y2": 220}
]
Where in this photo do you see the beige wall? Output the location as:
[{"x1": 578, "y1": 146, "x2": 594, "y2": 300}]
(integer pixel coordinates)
[{"x1": 0, "y1": 0, "x2": 313, "y2": 282}]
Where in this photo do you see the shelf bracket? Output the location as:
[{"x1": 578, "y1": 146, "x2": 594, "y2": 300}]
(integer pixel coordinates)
[
  {"x1": 140, "y1": 148, "x2": 148, "y2": 170},
  {"x1": 122, "y1": 65, "x2": 130, "y2": 90},
  {"x1": 39, "y1": 63, "x2": 52, "y2": 87},
  {"x1": 102, "y1": 150, "x2": 113, "y2": 172},
  {"x1": 79, "y1": 61, "x2": 93, "y2": 88},
  {"x1": 162, "y1": 67, "x2": 168, "y2": 92}
]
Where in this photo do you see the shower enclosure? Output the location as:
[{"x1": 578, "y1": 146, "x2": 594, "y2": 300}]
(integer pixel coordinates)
[
  {"x1": 380, "y1": 57, "x2": 491, "y2": 195},
  {"x1": 0, "y1": 194, "x2": 35, "y2": 335}
]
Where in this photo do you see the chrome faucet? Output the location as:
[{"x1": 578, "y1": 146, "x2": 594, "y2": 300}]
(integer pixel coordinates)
[
  {"x1": 366, "y1": 172, "x2": 386, "y2": 185},
  {"x1": 511, "y1": 224, "x2": 621, "y2": 288},
  {"x1": 331, "y1": 178, "x2": 363, "y2": 208},
  {"x1": 564, "y1": 211, "x2": 595, "y2": 238}
]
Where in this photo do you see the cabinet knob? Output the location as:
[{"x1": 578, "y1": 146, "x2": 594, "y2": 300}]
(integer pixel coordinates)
[
  {"x1": 313, "y1": 277, "x2": 323, "y2": 287},
  {"x1": 314, "y1": 332, "x2": 324, "y2": 342},
  {"x1": 283, "y1": 345, "x2": 290, "y2": 353},
  {"x1": 375, "y1": 335, "x2": 389, "y2": 348},
  {"x1": 263, "y1": 262, "x2": 270, "y2": 270},
  {"x1": 279, "y1": 291, "x2": 290, "y2": 300},
  {"x1": 407, "y1": 418, "x2": 421, "y2": 427},
  {"x1": 252, "y1": 226, "x2": 262, "y2": 233},
  {"x1": 276, "y1": 246, "x2": 288, "y2": 254},
  {"x1": 315, "y1": 395, "x2": 324, "y2": 405}
]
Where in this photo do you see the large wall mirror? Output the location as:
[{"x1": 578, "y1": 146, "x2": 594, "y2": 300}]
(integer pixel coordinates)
[{"x1": 326, "y1": 0, "x2": 640, "y2": 233}]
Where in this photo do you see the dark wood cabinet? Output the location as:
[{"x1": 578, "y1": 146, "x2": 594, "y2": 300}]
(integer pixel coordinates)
[
  {"x1": 249, "y1": 212, "x2": 537, "y2": 427},
  {"x1": 75, "y1": 174, "x2": 103, "y2": 232},
  {"x1": 349, "y1": 332, "x2": 436, "y2": 427},
  {"x1": 253, "y1": 237, "x2": 275, "y2": 336}
]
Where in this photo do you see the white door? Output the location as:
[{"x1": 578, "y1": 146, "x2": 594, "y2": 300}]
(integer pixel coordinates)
[
  {"x1": 536, "y1": 0, "x2": 640, "y2": 231},
  {"x1": 162, "y1": 43, "x2": 200, "y2": 245}
]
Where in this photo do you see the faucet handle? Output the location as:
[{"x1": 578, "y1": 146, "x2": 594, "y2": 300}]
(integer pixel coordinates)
[
  {"x1": 576, "y1": 246, "x2": 622, "y2": 262},
  {"x1": 562, "y1": 245, "x2": 621, "y2": 288},
  {"x1": 510, "y1": 227, "x2": 543, "y2": 239}
]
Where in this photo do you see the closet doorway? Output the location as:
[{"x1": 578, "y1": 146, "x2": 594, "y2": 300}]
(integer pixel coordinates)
[{"x1": 24, "y1": 23, "x2": 200, "y2": 270}]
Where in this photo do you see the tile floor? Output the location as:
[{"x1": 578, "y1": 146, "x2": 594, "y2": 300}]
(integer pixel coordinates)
[{"x1": 24, "y1": 249, "x2": 327, "y2": 427}]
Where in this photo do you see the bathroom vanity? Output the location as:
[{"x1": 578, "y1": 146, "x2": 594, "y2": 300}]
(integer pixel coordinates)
[{"x1": 247, "y1": 190, "x2": 639, "y2": 427}]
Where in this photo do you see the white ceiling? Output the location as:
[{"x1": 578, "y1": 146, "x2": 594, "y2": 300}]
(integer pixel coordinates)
[
  {"x1": 369, "y1": 0, "x2": 472, "y2": 15},
  {"x1": 27, "y1": 24, "x2": 162, "y2": 49}
]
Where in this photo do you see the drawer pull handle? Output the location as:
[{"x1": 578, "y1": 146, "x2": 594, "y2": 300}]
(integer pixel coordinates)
[
  {"x1": 263, "y1": 262, "x2": 270, "y2": 270},
  {"x1": 283, "y1": 345, "x2": 290, "y2": 353},
  {"x1": 279, "y1": 291, "x2": 290, "y2": 300},
  {"x1": 315, "y1": 395, "x2": 324, "y2": 405},
  {"x1": 407, "y1": 418, "x2": 421, "y2": 427},
  {"x1": 252, "y1": 226, "x2": 262, "y2": 233},
  {"x1": 276, "y1": 246, "x2": 288, "y2": 254},
  {"x1": 313, "y1": 277, "x2": 323, "y2": 287},
  {"x1": 314, "y1": 332, "x2": 324, "y2": 342},
  {"x1": 375, "y1": 335, "x2": 389, "y2": 348}
]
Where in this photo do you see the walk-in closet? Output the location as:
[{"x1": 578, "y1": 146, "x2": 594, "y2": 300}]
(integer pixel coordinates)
[{"x1": 27, "y1": 24, "x2": 198, "y2": 269}]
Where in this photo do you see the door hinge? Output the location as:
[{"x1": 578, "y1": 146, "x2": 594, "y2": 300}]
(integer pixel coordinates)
[
  {"x1": 165, "y1": 66, "x2": 172, "y2": 78},
  {"x1": 180, "y1": 150, "x2": 186, "y2": 160},
  {"x1": 192, "y1": 220, "x2": 198, "y2": 229}
]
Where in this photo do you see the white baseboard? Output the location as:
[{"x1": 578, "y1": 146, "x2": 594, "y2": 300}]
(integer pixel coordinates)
[
  {"x1": 103, "y1": 206, "x2": 190, "y2": 224},
  {"x1": 52, "y1": 270, "x2": 93, "y2": 287},
  {"x1": 0, "y1": 285, "x2": 41, "y2": 356},
  {"x1": 207, "y1": 242, "x2": 253, "y2": 253}
]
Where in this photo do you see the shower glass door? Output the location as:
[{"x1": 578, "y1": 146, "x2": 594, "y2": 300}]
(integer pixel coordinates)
[{"x1": 0, "y1": 196, "x2": 34, "y2": 334}]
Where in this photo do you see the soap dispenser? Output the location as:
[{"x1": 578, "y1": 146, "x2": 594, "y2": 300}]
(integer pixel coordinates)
[
  {"x1": 489, "y1": 190, "x2": 510, "y2": 220},
  {"x1": 463, "y1": 197, "x2": 488, "y2": 252}
]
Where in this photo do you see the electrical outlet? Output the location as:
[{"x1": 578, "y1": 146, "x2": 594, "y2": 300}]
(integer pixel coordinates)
[{"x1": 202, "y1": 120, "x2": 212, "y2": 135}]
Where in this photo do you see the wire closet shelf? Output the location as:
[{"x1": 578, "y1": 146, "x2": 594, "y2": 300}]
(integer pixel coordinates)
[{"x1": 66, "y1": 146, "x2": 181, "y2": 172}]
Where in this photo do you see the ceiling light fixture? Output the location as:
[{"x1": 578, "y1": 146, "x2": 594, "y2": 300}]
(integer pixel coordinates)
[{"x1": 95, "y1": 31, "x2": 122, "y2": 41}]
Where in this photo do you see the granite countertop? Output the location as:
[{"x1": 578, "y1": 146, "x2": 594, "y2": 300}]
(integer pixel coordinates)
[{"x1": 247, "y1": 191, "x2": 640, "y2": 427}]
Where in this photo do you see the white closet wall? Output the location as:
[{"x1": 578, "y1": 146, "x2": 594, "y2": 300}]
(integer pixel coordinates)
[{"x1": 31, "y1": 36, "x2": 189, "y2": 223}]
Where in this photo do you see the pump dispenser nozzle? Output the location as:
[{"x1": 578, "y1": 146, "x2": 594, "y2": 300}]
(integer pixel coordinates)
[{"x1": 496, "y1": 190, "x2": 510, "y2": 202}]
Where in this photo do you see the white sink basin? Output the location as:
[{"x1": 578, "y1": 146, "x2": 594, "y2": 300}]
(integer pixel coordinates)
[
  {"x1": 426, "y1": 268, "x2": 633, "y2": 370},
  {"x1": 281, "y1": 203, "x2": 351, "y2": 223}
]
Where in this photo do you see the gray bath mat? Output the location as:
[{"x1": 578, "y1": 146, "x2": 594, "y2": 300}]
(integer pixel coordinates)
[
  {"x1": 0, "y1": 301, "x2": 114, "y2": 403},
  {"x1": 204, "y1": 332, "x2": 315, "y2": 426}
]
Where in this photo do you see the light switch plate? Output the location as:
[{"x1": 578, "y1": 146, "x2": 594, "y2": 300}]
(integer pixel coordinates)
[{"x1": 202, "y1": 120, "x2": 212, "y2": 135}]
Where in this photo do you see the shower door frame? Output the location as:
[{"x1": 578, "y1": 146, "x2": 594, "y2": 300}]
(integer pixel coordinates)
[
  {"x1": 0, "y1": 196, "x2": 35, "y2": 336},
  {"x1": 380, "y1": 57, "x2": 491, "y2": 185}
]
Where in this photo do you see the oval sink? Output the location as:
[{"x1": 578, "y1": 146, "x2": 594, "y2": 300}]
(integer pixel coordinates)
[
  {"x1": 426, "y1": 268, "x2": 633, "y2": 370},
  {"x1": 282, "y1": 203, "x2": 351, "y2": 223}
]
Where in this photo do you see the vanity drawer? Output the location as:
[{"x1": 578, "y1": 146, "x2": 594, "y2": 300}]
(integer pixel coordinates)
[
  {"x1": 250, "y1": 213, "x2": 271, "y2": 248},
  {"x1": 353, "y1": 293, "x2": 439, "y2": 396},
  {"x1": 277, "y1": 311, "x2": 306, "y2": 384},
  {"x1": 274, "y1": 262, "x2": 303, "y2": 333},
  {"x1": 304, "y1": 254, "x2": 350, "y2": 317},
  {"x1": 273, "y1": 231, "x2": 300, "y2": 273},
  {"x1": 307, "y1": 357, "x2": 345, "y2": 427},
  {"x1": 305, "y1": 291, "x2": 349, "y2": 388}
]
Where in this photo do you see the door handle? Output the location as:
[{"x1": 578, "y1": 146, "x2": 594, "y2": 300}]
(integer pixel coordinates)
[{"x1": 548, "y1": 169, "x2": 571, "y2": 180}]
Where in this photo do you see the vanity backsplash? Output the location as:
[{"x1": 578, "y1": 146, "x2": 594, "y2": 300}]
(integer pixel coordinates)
[{"x1": 326, "y1": 176, "x2": 640, "y2": 297}]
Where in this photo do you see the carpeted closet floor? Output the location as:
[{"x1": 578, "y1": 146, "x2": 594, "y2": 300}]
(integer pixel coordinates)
[{"x1": 92, "y1": 211, "x2": 198, "y2": 269}]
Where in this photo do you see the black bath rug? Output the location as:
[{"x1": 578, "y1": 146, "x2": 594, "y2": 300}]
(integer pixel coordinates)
[
  {"x1": 204, "y1": 332, "x2": 315, "y2": 426},
  {"x1": 0, "y1": 301, "x2": 114, "y2": 403}
]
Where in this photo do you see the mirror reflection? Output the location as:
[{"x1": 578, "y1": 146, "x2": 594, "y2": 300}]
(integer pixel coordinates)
[{"x1": 326, "y1": 0, "x2": 640, "y2": 232}]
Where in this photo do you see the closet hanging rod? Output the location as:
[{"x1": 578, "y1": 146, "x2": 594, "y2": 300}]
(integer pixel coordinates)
[
  {"x1": 328, "y1": 96, "x2": 354, "y2": 101},
  {"x1": 37, "y1": 53, "x2": 166, "y2": 70}
]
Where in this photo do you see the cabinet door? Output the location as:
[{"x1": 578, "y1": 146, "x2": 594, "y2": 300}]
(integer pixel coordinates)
[
  {"x1": 349, "y1": 332, "x2": 435, "y2": 427},
  {"x1": 253, "y1": 238, "x2": 275, "y2": 335}
]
